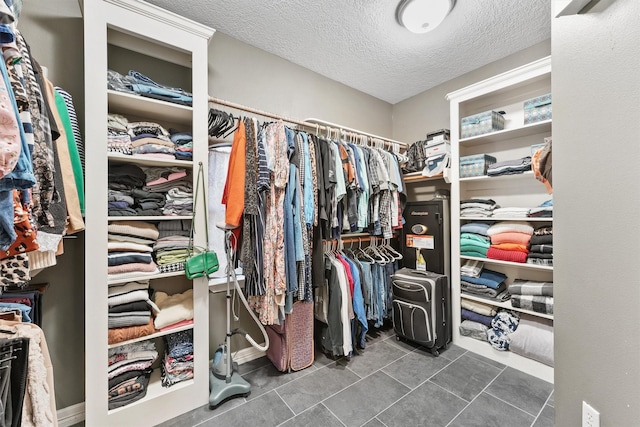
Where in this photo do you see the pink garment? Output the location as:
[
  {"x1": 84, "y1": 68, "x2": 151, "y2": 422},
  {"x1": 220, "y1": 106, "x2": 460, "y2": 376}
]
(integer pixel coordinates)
[
  {"x1": 0, "y1": 73, "x2": 21, "y2": 178},
  {"x1": 146, "y1": 171, "x2": 187, "y2": 186},
  {"x1": 490, "y1": 231, "x2": 532, "y2": 246},
  {"x1": 159, "y1": 319, "x2": 193, "y2": 332},
  {"x1": 107, "y1": 261, "x2": 158, "y2": 275}
]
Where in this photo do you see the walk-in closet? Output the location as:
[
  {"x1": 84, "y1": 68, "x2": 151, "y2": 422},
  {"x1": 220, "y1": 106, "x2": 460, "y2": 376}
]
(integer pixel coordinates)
[{"x1": 6, "y1": 0, "x2": 640, "y2": 426}]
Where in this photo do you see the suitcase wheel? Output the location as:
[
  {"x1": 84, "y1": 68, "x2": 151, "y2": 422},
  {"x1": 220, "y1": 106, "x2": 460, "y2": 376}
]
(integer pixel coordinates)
[{"x1": 431, "y1": 348, "x2": 440, "y2": 357}]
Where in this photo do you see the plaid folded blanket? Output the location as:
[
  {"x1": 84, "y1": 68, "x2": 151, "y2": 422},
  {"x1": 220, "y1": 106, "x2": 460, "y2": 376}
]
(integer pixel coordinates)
[
  {"x1": 511, "y1": 295, "x2": 553, "y2": 314},
  {"x1": 509, "y1": 280, "x2": 553, "y2": 296}
]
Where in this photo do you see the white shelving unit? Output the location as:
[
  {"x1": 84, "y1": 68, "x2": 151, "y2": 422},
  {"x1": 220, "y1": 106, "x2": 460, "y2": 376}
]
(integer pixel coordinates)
[
  {"x1": 446, "y1": 57, "x2": 554, "y2": 383},
  {"x1": 83, "y1": 1, "x2": 214, "y2": 425}
]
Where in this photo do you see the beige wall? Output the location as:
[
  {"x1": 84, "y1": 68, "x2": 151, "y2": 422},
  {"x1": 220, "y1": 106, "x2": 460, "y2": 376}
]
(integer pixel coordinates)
[
  {"x1": 18, "y1": 6, "x2": 86, "y2": 410},
  {"x1": 552, "y1": 0, "x2": 640, "y2": 425},
  {"x1": 391, "y1": 40, "x2": 551, "y2": 144}
]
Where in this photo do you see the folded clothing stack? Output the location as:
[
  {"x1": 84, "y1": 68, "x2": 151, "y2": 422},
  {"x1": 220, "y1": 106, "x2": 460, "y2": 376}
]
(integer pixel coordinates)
[
  {"x1": 460, "y1": 222, "x2": 491, "y2": 258},
  {"x1": 161, "y1": 330, "x2": 194, "y2": 387},
  {"x1": 154, "y1": 289, "x2": 194, "y2": 331},
  {"x1": 126, "y1": 69, "x2": 193, "y2": 106},
  {"x1": 487, "y1": 156, "x2": 532, "y2": 177},
  {"x1": 527, "y1": 226, "x2": 553, "y2": 266},
  {"x1": 509, "y1": 279, "x2": 553, "y2": 315},
  {"x1": 154, "y1": 232, "x2": 190, "y2": 274},
  {"x1": 108, "y1": 341, "x2": 158, "y2": 410},
  {"x1": 459, "y1": 299, "x2": 497, "y2": 342},
  {"x1": 460, "y1": 268, "x2": 510, "y2": 301},
  {"x1": 128, "y1": 121, "x2": 175, "y2": 160},
  {"x1": 460, "y1": 199, "x2": 498, "y2": 218},
  {"x1": 491, "y1": 207, "x2": 531, "y2": 219},
  {"x1": 486, "y1": 221, "x2": 533, "y2": 263},
  {"x1": 107, "y1": 114, "x2": 132, "y2": 155},
  {"x1": 528, "y1": 199, "x2": 553, "y2": 218},
  {"x1": 107, "y1": 221, "x2": 160, "y2": 282},
  {"x1": 108, "y1": 280, "x2": 160, "y2": 330},
  {"x1": 142, "y1": 166, "x2": 193, "y2": 216},
  {"x1": 170, "y1": 129, "x2": 193, "y2": 161},
  {"x1": 108, "y1": 164, "x2": 149, "y2": 216}
]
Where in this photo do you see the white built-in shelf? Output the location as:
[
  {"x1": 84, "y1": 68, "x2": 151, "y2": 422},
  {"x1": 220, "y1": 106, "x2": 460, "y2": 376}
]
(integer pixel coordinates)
[
  {"x1": 455, "y1": 335, "x2": 554, "y2": 383},
  {"x1": 108, "y1": 368, "x2": 194, "y2": 415},
  {"x1": 108, "y1": 152, "x2": 193, "y2": 167},
  {"x1": 461, "y1": 293, "x2": 553, "y2": 320},
  {"x1": 403, "y1": 172, "x2": 445, "y2": 183},
  {"x1": 460, "y1": 216, "x2": 552, "y2": 222},
  {"x1": 460, "y1": 171, "x2": 535, "y2": 182},
  {"x1": 459, "y1": 119, "x2": 552, "y2": 147},
  {"x1": 460, "y1": 255, "x2": 553, "y2": 271},
  {"x1": 107, "y1": 323, "x2": 194, "y2": 349},
  {"x1": 107, "y1": 270, "x2": 187, "y2": 286},
  {"x1": 108, "y1": 89, "x2": 192, "y2": 126},
  {"x1": 108, "y1": 216, "x2": 192, "y2": 221}
]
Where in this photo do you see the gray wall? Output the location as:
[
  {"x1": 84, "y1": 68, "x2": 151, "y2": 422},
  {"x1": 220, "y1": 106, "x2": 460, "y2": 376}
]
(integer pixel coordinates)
[{"x1": 552, "y1": 0, "x2": 640, "y2": 425}]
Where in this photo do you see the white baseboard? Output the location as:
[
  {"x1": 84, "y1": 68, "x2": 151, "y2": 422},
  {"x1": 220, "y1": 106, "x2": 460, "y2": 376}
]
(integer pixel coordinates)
[
  {"x1": 233, "y1": 344, "x2": 266, "y2": 365},
  {"x1": 58, "y1": 402, "x2": 85, "y2": 427}
]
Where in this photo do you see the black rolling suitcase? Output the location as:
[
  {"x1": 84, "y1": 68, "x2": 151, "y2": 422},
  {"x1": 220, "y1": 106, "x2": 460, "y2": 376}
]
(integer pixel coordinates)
[{"x1": 391, "y1": 268, "x2": 451, "y2": 356}]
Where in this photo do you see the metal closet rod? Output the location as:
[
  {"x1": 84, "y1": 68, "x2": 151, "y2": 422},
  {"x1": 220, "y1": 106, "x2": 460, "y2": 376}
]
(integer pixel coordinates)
[{"x1": 208, "y1": 96, "x2": 408, "y2": 149}]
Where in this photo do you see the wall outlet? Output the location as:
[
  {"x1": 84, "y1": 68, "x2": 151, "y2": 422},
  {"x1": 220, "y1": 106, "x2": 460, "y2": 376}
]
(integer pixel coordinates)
[{"x1": 582, "y1": 401, "x2": 600, "y2": 427}]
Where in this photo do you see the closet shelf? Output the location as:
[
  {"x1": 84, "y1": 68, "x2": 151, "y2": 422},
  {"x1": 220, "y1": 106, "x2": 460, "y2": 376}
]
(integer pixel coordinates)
[
  {"x1": 460, "y1": 255, "x2": 553, "y2": 271},
  {"x1": 460, "y1": 216, "x2": 552, "y2": 222},
  {"x1": 108, "y1": 216, "x2": 193, "y2": 221},
  {"x1": 108, "y1": 90, "x2": 193, "y2": 126},
  {"x1": 460, "y1": 171, "x2": 534, "y2": 182},
  {"x1": 403, "y1": 172, "x2": 444, "y2": 183},
  {"x1": 107, "y1": 323, "x2": 194, "y2": 349},
  {"x1": 461, "y1": 293, "x2": 553, "y2": 320},
  {"x1": 455, "y1": 335, "x2": 554, "y2": 384},
  {"x1": 107, "y1": 369, "x2": 194, "y2": 415},
  {"x1": 107, "y1": 271, "x2": 187, "y2": 286},
  {"x1": 459, "y1": 119, "x2": 551, "y2": 146},
  {"x1": 108, "y1": 153, "x2": 193, "y2": 168}
]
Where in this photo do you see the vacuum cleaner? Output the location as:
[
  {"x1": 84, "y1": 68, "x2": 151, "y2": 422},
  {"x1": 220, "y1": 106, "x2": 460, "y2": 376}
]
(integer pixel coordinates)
[{"x1": 209, "y1": 223, "x2": 269, "y2": 409}]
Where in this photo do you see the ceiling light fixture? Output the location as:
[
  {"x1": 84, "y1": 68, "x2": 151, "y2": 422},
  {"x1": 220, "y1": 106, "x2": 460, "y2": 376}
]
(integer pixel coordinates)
[{"x1": 396, "y1": 0, "x2": 455, "y2": 34}]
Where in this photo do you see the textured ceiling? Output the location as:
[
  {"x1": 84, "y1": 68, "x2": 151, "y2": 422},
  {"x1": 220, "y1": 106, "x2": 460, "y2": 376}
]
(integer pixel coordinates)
[{"x1": 146, "y1": 0, "x2": 551, "y2": 104}]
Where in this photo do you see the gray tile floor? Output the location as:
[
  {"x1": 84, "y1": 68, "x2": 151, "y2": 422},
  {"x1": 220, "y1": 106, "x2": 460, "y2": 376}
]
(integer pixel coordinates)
[{"x1": 158, "y1": 326, "x2": 554, "y2": 427}]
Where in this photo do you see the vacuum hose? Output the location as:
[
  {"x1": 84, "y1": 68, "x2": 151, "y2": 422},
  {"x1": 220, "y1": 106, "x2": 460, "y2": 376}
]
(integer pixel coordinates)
[{"x1": 231, "y1": 270, "x2": 269, "y2": 352}]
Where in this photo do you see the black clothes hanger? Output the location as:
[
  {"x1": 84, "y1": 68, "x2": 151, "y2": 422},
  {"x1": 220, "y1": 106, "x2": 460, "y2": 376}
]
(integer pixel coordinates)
[{"x1": 208, "y1": 108, "x2": 237, "y2": 138}]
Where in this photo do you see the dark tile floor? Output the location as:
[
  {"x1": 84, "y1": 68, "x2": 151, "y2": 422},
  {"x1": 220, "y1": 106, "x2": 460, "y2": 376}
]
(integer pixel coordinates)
[{"x1": 158, "y1": 326, "x2": 554, "y2": 427}]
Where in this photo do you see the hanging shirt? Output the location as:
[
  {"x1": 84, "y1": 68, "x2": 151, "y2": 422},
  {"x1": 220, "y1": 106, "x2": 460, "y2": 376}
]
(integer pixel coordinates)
[{"x1": 221, "y1": 120, "x2": 246, "y2": 227}]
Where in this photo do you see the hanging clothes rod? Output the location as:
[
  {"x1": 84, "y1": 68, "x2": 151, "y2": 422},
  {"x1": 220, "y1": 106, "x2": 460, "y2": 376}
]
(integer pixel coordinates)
[
  {"x1": 304, "y1": 117, "x2": 408, "y2": 149},
  {"x1": 208, "y1": 96, "x2": 408, "y2": 149}
]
